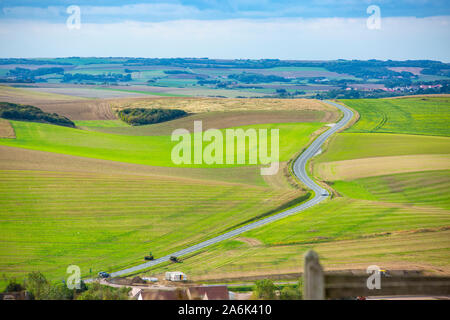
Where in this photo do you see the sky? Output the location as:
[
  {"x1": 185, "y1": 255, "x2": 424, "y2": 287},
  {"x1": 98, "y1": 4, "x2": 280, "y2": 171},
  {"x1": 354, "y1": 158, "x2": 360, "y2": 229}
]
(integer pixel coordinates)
[{"x1": 0, "y1": 0, "x2": 449, "y2": 61}]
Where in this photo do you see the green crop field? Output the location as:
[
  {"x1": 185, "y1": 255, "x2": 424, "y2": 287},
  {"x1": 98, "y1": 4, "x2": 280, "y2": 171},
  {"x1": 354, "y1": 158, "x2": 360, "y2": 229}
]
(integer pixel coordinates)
[
  {"x1": 0, "y1": 112, "x2": 325, "y2": 284},
  {"x1": 0, "y1": 168, "x2": 304, "y2": 282},
  {"x1": 66, "y1": 69, "x2": 126, "y2": 75},
  {"x1": 74, "y1": 120, "x2": 131, "y2": 128},
  {"x1": 143, "y1": 228, "x2": 450, "y2": 280},
  {"x1": 332, "y1": 170, "x2": 450, "y2": 209},
  {"x1": 141, "y1": 97, "x2": 450, "y2": 279},
  {"x1": 315, "y1": 133, "x2": 450, "y2": 162},
  {"x1": 227, "y1": 179, "x2": 450, "y2": 246},
  {"x1": 0, "y1": 121, "x2": 324, "y2": 168},
  {"x1": 342, "y1": 97, "x2": 450, "y2": 136},
  {"x1": 144, "y1": 169, "x2": 450, "y2": 279},
  {"x1": 2, "y1": 96, "x2": 450, "y2": 286}
]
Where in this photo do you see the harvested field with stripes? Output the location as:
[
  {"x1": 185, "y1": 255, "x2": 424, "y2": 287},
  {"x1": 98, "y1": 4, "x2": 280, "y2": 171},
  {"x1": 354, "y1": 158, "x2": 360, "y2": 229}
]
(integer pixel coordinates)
[{"x1": 0, "y1": 168, "x2": 304, "y2": 280}]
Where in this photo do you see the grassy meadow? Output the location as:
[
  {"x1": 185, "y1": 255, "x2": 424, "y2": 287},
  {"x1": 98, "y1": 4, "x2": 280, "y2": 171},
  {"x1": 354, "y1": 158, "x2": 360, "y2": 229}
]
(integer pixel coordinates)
[
  {"x1": 342, "y1": 97, "x2": 450, "y2": 136},
  {"x1": 0, "y1": 169, "x2": 305, "y2": 282},
  {"x1": 315, "y1": 133, "x2": 450, "y2": 162},
  {"x1": 142, "y1": 228, "x2": 450, "y2": 281},
  {"x1": 142, "y1": 96, "x2": 450, "y2": 279},
  {"x1": 332, "y1": 170, "x2": 450, "y2": 209},
  {"x1": 0, "y1": 99, "x2": 334, "y2": 283},
  {"x1": 0, "y1": 120, "x2": 324, "y2": 167},
  {"x1": 1, "y1": 95, "x2": 449, "y2": 285}
]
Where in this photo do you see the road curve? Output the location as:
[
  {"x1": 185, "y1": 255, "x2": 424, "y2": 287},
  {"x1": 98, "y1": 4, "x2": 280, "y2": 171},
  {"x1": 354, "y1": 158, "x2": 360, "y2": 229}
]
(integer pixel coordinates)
[{"x1": 105, "y1": 101, "x2": 353, "y2": 278}]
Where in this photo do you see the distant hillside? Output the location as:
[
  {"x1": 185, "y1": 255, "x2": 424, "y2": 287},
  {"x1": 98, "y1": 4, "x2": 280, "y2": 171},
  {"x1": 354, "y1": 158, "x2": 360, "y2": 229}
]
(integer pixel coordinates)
[{"x1": 0, "y1": 102, "x2": 75, "y2": 127}]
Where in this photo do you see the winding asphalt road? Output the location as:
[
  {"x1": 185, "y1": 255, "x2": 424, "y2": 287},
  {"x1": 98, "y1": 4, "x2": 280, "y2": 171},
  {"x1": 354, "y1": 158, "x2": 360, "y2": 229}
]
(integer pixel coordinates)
[{"x1": 105, "y1": 101, "x2": 353, "y2": 278}]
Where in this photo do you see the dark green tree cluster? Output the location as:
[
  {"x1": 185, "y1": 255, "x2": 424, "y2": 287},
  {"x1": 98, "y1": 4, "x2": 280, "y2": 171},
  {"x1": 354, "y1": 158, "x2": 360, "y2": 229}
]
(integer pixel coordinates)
[
  {"x1": 2, "y1": 272, "x2": 84, "y2": 300},
  {"x1": 76, "y1": 282, "x2": 130, "y2": 300},
  {"x1": 164, "y1": 70, "x2": 192, "y2": 74},
  {"x1": 62, "y1": 72, "x2": 132, "y2": 83},
  {"x1": 228, "y1": 73, "x2": 290, "y2": 83},
  {"x1": 0, "y1": 102, "x2": 75, "y2": 127},
  {"x1": 7, "y1": 67, "x2": 64, "y2": 80},
  {"x1": 2, "y1": 271, "x2": 129, "y2": 300},
  {"x1": 23, "y1": 272, "x2": 76, "y2": 300},
  {"x1": 118, "y1": 108, "x2": 187, "y2": 126},
  {"x1": 253, "y1": 278, "x2": 303, "y2": 300}
]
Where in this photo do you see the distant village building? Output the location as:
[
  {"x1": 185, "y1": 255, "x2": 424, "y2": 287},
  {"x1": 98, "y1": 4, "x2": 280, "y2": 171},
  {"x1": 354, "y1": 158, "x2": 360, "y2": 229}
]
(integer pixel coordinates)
[
  {"x1": 165, "y1": 271, "x2": 187, "y2": 282},
  {"x1": 420, "y1": 84, "x2": 442, "y2": 89}
]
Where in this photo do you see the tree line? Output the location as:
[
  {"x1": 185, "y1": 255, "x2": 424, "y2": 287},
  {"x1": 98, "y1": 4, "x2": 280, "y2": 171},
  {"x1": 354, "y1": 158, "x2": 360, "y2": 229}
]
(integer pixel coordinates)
[
  {"x1": 0, "y1": 102, "x2": 75, "y2": 127},
  {"x1": 117, "y1": 108, "x2": 188, "y2": 126},
  {"x1": 2, "y1": 272, "x2": 130, "y2": 300}
]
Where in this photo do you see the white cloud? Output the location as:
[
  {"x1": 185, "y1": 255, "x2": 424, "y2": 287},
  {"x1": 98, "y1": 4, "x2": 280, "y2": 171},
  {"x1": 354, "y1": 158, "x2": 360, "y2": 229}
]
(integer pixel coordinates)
[{"x1": 0, "y1": 16, "x2": 448, "y2": 61}]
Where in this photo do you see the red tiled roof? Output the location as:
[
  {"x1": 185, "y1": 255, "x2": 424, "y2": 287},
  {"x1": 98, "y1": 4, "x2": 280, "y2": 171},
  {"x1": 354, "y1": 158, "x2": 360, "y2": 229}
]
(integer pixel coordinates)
[
  {"x1": 139, "y1": 289, "x2": 188, "y2": 300},
  {"x1": 187, "y1": 286, "x2": 229, "y2": 300}
]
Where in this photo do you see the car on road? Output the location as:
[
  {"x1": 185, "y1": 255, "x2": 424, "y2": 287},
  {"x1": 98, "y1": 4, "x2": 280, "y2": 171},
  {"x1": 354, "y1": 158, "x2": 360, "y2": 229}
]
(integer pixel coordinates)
[
  {"x1": 321, "y1": 189, "x2": 329, "y2": 196},
  {"x1": 144, "y1": 252, "x2": 154, "y2": 261},
  {"x1": 98, "y1": 271, "x2": 110, "y2": 278}
]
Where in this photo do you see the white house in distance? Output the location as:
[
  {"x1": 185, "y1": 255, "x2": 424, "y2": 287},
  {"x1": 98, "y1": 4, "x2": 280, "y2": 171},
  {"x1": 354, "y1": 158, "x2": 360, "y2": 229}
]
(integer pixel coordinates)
[{"x1": 165, "y1": 271, "x2": 187, "y2": 282}]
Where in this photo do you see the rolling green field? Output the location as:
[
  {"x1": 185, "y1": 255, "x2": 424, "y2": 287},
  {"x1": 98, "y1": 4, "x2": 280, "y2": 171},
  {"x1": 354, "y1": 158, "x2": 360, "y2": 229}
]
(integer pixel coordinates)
[
  {"x1": 0, "y1": 110, "x2": 325, "y2": 283},
  {"x1": 0, "y1": 120, "x2": 324, "y2": 167},
  {"x1": 143, "y1": 227, "x2": 450, "y2": 280},
  {"x1": 144, "y1": 169, "x2": 450, "y2": 279},
  {"x1": 314, "y1": 133, "x2": 450, "y2": 162},
  {"x1": 237, "y1": 186, "x2": 449, "y2": 246},
  {"x1": 342, "y1": 97, "x2": 450, "y2": 136},
  {"x1": 142, "y1": 96, "x2": 450, "y2": 279},
  {"x1": 0, "y1": 168, "x2": 304, "y2": 282},
  {"x1": 74, "y1": 120, "x2": 131, "y2": 128},
  {"x1": 333, "y1": 170, "x2": 450, "y2": 209},
  {"x1": 2, "y1": 96, "x2": 449, "y2": 285}
]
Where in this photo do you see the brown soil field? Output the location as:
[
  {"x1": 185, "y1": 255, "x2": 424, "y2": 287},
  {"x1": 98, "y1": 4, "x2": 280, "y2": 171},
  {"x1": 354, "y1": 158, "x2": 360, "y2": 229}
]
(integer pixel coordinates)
[
  {"x1": 88, "y1": 110, "x2": 334, "y2": 136},
  {"x1": 0, "y1": 119, "x2": 15, "y2": 138},
  {"x1": 110, "y1": 97, "x2": 335, "y2": 114},
  {"x1": 25, "y1": 87, "x2": 149, "y2": 99},
  {"x1": 0, "y1": 86, "x2": 117, "y2": 120},
  {"x1": 1, "y1": 86, "x2": 341, "y2": 122},
  {"x1": 0, "y1": 85, "x2": 86, "y2": 102},
  {"x1": 38, "y1": 100, "x2": 117, "y2": 120},
  {"x1": 314, "y1": 154, "x2": 450, "y2": 181}
]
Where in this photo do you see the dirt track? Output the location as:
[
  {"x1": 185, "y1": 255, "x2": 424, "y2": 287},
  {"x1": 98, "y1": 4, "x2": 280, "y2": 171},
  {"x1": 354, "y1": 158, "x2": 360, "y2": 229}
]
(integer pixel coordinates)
[{"x1": 0, "y1": 119, "x2": 15, "y2": 138}]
